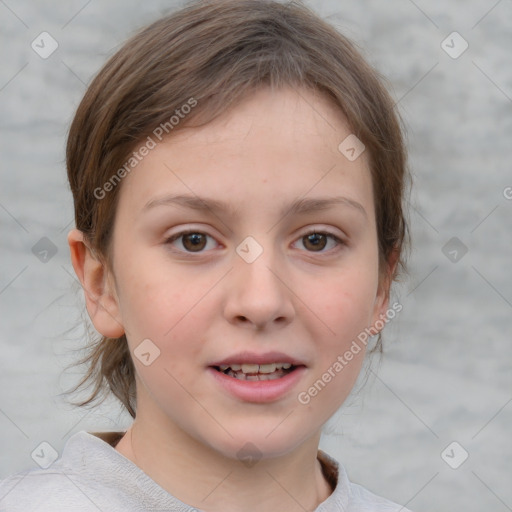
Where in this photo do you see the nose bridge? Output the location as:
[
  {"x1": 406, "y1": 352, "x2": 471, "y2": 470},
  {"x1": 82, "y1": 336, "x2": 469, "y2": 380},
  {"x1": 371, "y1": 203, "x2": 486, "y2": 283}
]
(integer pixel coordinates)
[{"x1": 235, "y1": 234, "x2": 283, "y2": 295}]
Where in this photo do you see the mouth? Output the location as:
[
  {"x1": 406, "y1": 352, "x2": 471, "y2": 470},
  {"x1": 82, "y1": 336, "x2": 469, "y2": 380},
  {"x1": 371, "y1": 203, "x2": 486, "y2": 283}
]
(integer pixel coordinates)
[
  {"x1": 212, "y1": 362, "x2": 301, "y2": 381},
  {"x1": 208, "y1": 351, "x2": 308, "y2": 401}
]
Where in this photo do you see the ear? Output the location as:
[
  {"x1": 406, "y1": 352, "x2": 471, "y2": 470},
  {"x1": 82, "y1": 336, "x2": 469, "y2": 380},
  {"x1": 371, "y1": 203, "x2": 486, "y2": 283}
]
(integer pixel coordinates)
[
  {"x1": 371, "y1": 247, "x2": 400, "y2": 327},
  {"x1": 67, "y1": 229, "x2": 125, "y2": 338}
]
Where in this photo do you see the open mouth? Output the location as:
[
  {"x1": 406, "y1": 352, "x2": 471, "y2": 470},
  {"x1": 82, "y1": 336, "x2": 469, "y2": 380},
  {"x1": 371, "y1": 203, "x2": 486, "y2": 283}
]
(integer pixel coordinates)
[{"x1": 212, "y1": 363, "x2": 299, "y2": 381}]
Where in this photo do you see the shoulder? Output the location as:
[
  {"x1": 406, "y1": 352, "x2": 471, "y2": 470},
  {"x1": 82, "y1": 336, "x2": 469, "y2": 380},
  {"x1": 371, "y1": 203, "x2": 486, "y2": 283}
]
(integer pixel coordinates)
[
  {"x1": 0, "y1": 467, "x2": 101, "y2": 511},
  {"x1": 348, "y1": 482, "x2": 414, "y2": 512},
  {"x1": 0, "y1": 430, "x2": 184, "y2": 511},
  {"x1": 317, "y1": 450, "x2": 415, "y2": 512},
  {"x1": 0, "y1": 431, "x2": 129, "y2": 512}
]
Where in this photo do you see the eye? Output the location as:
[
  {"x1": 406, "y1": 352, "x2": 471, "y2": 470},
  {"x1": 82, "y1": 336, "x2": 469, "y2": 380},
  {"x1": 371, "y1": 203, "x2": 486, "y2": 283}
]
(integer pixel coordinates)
[
  {"x1": 165, "y1": 230, "x2": 219, "y2": 253},
  {"x1": 165, "y1": 228, "x2": 343, "y2": 254},
  {"x1": 293, "y1": 230, "x2": 343, "y2": 253}
]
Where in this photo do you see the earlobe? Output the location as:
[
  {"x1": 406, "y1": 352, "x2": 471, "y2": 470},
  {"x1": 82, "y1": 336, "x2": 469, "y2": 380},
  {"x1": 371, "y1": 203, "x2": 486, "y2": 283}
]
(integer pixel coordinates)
[{"x1": 67, "y1": 229, "x2": 125, "y2": 338}]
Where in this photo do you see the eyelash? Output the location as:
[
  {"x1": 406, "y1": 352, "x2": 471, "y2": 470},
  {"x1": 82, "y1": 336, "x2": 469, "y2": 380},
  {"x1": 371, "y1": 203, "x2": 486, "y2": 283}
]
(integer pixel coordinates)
[{"x1": 164, "y1": 229, "x2": 344, "y2": 255}]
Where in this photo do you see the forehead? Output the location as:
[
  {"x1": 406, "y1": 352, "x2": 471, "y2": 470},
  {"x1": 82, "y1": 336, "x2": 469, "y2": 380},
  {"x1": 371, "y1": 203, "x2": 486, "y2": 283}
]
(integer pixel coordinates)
[
  {"x1": 166, "y1": 87, "x2": 360, "y2": 162},
  {"x1": 116, "y1": 86, "x2": 374, "y2": 221}
]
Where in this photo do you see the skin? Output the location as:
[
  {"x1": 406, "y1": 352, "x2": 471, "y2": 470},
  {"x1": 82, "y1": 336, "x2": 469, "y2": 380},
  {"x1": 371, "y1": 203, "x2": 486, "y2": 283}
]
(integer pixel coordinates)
[{"x1": 68, "y1": 86, "x2": 397, "y2": 512}]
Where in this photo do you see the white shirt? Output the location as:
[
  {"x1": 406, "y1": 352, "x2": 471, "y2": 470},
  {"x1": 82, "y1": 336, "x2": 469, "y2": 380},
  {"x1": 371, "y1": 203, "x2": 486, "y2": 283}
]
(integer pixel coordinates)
[{"x1": 0, "y1": 431, "x2": 414, "y2": 511}]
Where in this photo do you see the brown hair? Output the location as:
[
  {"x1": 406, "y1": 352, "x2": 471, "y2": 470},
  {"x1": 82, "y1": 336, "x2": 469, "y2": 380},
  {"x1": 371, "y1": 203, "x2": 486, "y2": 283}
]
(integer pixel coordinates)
[{"x1": 65, "y1": 0, "x2": 410, "y2": 419}]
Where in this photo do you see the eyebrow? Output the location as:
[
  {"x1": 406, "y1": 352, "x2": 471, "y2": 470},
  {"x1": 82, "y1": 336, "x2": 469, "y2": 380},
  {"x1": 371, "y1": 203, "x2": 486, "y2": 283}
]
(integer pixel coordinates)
[{"x1": 142, "y1": 194, "x2": 368, "y2": 220}]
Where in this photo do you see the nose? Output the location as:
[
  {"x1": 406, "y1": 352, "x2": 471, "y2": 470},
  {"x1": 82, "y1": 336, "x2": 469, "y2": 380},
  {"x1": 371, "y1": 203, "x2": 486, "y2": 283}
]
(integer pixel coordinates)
[{"x1": 223, "y1": 244, "x2": 295, "y2": 331}]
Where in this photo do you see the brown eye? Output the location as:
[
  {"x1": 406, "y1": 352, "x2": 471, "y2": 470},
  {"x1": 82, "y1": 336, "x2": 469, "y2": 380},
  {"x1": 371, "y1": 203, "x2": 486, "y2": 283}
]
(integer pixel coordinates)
[
  {"x1": 294, "y1": 230, "x2": 343, "y2": 253},
  {"x1": 182, "y1": 233, "x2": 207, "y2": 252},
  {"x1": 303, "y1": 232, "x2": 328, "y2": 251},
  {"x1": 166, "y1": 231, "x2": 216, "y2": 253}
]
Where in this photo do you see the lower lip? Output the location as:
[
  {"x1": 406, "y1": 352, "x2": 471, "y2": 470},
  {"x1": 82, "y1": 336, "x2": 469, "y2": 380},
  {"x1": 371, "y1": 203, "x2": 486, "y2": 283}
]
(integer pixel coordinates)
[{"x1": 208, "y1": 366, "x2": 307, "y2": 403}]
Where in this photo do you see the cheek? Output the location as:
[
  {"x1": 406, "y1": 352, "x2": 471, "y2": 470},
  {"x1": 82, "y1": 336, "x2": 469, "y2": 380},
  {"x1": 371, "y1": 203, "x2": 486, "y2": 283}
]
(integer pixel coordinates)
[
  {"x1": 298, "y1": 283, "x2": 373, "y2": 415},
  {"x1": 312, "y1": 265, "x2": 379, "y2": 344},
  {"x1": 301, "y1": 257, "x2": 380, "y2": 411},
  {"x1": 114, "y1": 256, "x2": 205, "y2": 335},
  {"x1": 115, "y1": 264, "x2": 214, "y2": 376}
]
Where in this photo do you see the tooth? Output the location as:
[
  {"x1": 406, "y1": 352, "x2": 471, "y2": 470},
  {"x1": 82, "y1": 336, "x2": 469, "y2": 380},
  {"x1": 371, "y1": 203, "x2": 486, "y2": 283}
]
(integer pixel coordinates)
[
  {"x1": 258, "y1": 372, "x2": 284, "y2": 381},
  {"x1": 229, "y1": 369, "x2": 289, "y2": 381},
  {"x1": 259, "y1": 363, "x2": 277, "y2": 374},
  {"x1": 241, "y1": 364, "x2": 259, "y2": 373},
  {"x1": 273, "y1": 363, "x2": 292, "y2": 370},
  {"x1": 230, "y1": 364, "x2": 242, "y2": 371},
  {"x1": 219, "y1": 365, "x2": 229, "y2": 371}
]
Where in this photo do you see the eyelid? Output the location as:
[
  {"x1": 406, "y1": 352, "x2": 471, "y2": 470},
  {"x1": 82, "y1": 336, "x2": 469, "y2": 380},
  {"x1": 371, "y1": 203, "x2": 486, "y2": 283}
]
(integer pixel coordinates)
[{"x1": 297, "y1": 225, "x2": 345, "y2": 240}]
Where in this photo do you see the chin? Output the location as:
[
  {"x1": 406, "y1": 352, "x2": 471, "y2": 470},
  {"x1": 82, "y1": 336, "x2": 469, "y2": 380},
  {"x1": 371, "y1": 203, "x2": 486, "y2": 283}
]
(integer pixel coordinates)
[{"x1": 200, "y1": 420, "x2": 316, "y2": 462}]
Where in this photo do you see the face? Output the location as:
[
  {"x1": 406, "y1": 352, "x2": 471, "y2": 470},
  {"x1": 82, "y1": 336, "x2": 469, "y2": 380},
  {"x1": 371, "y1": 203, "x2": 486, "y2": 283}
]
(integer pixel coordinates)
[{"x1": 93, "y1": 87, "x2": 391, "y2": 459}]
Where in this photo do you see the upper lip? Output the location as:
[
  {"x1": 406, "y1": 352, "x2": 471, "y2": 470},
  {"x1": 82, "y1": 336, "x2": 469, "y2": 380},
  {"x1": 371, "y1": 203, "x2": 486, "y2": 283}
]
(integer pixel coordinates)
[{"x1": 209, "y1": 351, "x2": 307, "y2": 367}]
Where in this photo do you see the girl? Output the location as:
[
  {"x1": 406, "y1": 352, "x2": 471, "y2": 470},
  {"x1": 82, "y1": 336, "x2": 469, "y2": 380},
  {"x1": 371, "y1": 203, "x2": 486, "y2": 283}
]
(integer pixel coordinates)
[{"x1": 0, "y1": 1, "x2": 413, "y2": 510}]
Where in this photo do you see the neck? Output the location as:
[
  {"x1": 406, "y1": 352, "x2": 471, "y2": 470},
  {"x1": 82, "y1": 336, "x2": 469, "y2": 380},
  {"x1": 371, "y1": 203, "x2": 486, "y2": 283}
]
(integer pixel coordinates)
[{"x1": 115, "y1": 415, "x2": 333, "y2": 512}]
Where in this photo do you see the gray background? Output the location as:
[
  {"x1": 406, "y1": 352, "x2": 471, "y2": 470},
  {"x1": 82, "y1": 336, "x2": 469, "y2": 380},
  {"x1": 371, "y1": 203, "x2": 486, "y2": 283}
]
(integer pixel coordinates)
[{"x1": 1, "y1": 1, "x2": 511, "y2": 511}]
